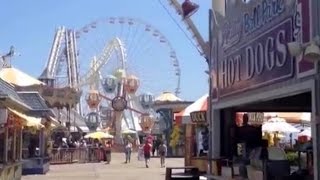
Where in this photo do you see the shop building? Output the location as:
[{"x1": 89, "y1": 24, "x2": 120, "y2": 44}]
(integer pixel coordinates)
[
  {"x1": 153, "y1": 92, "x2": 192, "y2": 156},
  {"x1": 209, "y1": 0, "x2": 320, "y2": 179},
  {"x1": 0, "y1": 78, "x2": 31, "y2": 180},
  {"x1": 176, "y1": 94, "x2": 209, "y2": 172},
  {"x1": 0, "y1": 67, "x2": 58, "y2": 175}
]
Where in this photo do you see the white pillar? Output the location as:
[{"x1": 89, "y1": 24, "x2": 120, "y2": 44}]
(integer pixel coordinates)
[
  {"x1": 311, "y1": 0, "x2": 320, "y2": 177},
  {"x1": 312, "y1": 77, "x2": 320, "y2": 180}
]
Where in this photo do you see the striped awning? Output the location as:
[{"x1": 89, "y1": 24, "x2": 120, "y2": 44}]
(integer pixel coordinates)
[{"x1": 175, "y1": 94, "x2": 208, "y2": 124}]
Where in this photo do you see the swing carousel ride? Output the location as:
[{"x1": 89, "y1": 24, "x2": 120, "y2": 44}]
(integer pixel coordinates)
[{"x1": 40, "y1": 17, "x2": 181, "y2": 143}]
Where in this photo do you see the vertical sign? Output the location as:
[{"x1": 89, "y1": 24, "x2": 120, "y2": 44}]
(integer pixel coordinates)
[
  {"x1": 209, "y1": 9, "x2": 219, "y2": 102},
  {"x1": 295, "y1": 0, "x2": 316, "y2": 78}
]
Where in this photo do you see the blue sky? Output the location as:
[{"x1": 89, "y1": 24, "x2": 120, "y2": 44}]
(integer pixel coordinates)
[{"x1": 0, "y1": 0, "x2": 209, "y2": 101}]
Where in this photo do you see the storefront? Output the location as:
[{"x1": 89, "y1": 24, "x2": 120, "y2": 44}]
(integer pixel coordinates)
[
  {"x1": 0, "y1": 109, "x2": 26, "y2": 180},
  {"x1": 209, "y1": 0, "x2": 319, "y2": 179},
  {"x1": 176, "y1": 94, "x2": 208, "y2": 172},
  {"x1": 20, "y1": 114, "x2": 53, "y2": 175},
  {"x1": 0, "y1": 67, "x2": 58, "y2": 175},
  {"x1": 7, "y1": 108, "x2": 49, "y2": 175},
  {"x1": 0, "y1": 78, "x2": 31, "y2": 180},
  {"x1": 185, "y1": 110, "x2": 209, "y2": 172}
]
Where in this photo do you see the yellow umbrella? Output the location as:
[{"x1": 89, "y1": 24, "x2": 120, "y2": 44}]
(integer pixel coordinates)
[
  {"x1": 84, "y1": 131, "x2": 114, "y2": 139},
  {"x1": 122, "y1": 129, "x2": 136, "y2": 134}
]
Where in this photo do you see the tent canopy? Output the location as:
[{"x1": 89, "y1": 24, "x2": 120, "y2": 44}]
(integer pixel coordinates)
[
  {"x1": 262, "y1": 117, "x2": 299, "y2": 133},
  {"x1": 175, "y1": 94, "x2": 208, "y2": 124},
  {"x1": 155, "y1": 91, "x2": 182, "y2": 102}
]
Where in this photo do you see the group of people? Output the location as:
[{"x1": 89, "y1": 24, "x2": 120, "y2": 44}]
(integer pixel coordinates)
[
  {"x1": 77, "y1": 138, "x2": 113, "y2": 163},
  {"x1": 51, "y1": 134, "x2": 168, "y2": 167},
  {"x1": 124, "y1": 139, "x2": 167, "y2": 168}
]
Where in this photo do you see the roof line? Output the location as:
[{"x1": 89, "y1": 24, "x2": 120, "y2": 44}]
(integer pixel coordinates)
[
  {"x1": 2, "y1": 95, "x2": 32, "y2": 111},
  {"x1": 16, "y1": 91, "x2": 40, "y2": 93}
]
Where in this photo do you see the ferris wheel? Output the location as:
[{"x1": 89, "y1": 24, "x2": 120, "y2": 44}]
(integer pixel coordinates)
[
  {"x1": 45, "y1": 17, "x2": 181, "y2": 143},
  {"x1": 69, "y1": 17, "x2": 180, "y2": 91}
]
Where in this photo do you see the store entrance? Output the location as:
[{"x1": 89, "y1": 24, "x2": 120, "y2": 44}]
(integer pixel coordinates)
[{"x1": 219, "y1": 92, "x2": 313, "y2": 178}]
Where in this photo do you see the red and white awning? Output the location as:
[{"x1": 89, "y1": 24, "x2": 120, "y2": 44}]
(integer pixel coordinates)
[{"x1": 175, "y1": 94, "x2": 208, "y2": 124}]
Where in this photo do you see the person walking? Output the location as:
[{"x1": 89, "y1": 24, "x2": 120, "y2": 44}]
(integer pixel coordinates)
[
  {"x1": 104, "y1": 140, "x2": 112, "y2": 164},
  {"x1": 137, "y1": 144, "x2": 144, "y2": 161},
  {"x1": 158, "y1": 141, "x2": 167, "y2": 168},
  {"x1": 124, "y1": 141, "x2": 133, "y2": 163},
  {"x1": 143, "y1": 140, "x2": 152, "y2": 168},
  {"x1": 152, "y1": 141, "x2": 156, "y2": 157}
]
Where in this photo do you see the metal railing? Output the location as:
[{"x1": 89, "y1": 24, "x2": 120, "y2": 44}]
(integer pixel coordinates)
[
  {"x1": 50, "y1": 147, "x2": 105, "y2": 164},
  {"x1": 23, "y1": 147, "x2": 107, "y2": 164}
]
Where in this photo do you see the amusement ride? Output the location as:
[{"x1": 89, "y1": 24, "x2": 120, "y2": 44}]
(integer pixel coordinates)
[{"x1": 40, "y1": 17, "x2": 182, "y2": 144}]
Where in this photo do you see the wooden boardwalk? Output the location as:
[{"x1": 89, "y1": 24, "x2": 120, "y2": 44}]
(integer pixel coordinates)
[{"x1": 22, "y1": 153, "x2": 184, "y2": 180}]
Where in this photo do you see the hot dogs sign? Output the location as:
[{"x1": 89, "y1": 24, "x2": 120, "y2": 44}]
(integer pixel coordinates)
[{"x1": 210, "y1": 0, "x2": 313, "y2": 100}]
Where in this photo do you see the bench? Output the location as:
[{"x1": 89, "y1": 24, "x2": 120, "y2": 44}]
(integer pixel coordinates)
[{"x1": 165, "y1": 166, "x2": 200, "y2": 180}]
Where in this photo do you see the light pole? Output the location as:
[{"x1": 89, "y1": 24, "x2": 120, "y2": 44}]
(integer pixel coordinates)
[
  {"x1": 166, "y1": 0, "x2": 213, "y2": 175},
  {"x1": 288, "y1": 0, "x2": 320, "y2": 178},
  {"x1": 288, "y1": 35, "x2": 320, "y2": 179}
]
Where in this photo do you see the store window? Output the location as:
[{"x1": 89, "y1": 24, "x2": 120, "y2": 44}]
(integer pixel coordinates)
[
  {"x1": 233, "y1": 113, "x2": 263, "y2": 157},
  {"x1": 16, "y1": 129, "x2": 21, "y2": 160},
  {"x1": 23, "y1": 128, "x2": 40, "y2": 158},
  {"x1": 190, "y1": 111, "x2": 208, "y2": 157},
  {"x1": 7, "y1": 127, "x2": 15, "y2": 162},
  {"x1": 193, "y1": 125, "x2": 209, "y2": 157},
  {"x1": 7, "y1": 127, "x2": 23, "y2": 162},
  {"x1": 5, "y1": 113, "x2": 24, "y2": 162}
]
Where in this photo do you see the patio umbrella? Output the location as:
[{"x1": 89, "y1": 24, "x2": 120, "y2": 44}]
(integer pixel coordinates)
[
  {"x1": 122, "y1": 129, "x2": 136, "y2": 134},
  {"x1": 298, "y1": 128, "x2": 311, "y2": 137},
  {"x1": 262, "y1": 117, "x2": 299, "y2": 133},
  {"x1": 84, "y1": 131, "x2": 114, "y2": 139}
]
